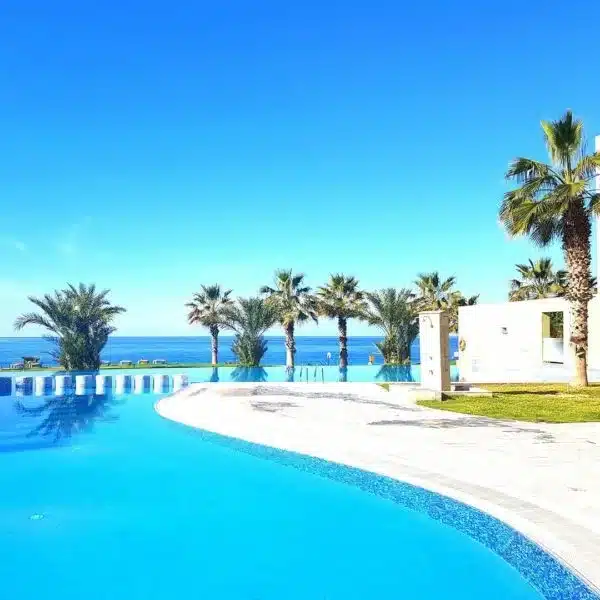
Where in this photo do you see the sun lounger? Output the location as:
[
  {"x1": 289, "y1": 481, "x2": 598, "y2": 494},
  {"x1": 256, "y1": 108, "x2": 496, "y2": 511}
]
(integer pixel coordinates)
[
  {"x1": 101, "y1": 360, "x2": 111, "y2": 366},
  {"x1": 138, "y1": 359, "x2": 149, "y2": 366},
  {"x1": 152, "y1": 359, "x2": 167, "y2": 365},
  {"x1": 119, "y1": 360, "x2": 133, "y2": 366},
  {"x1": 10, "y1": 362, "x2": 24, "y2": 369}
]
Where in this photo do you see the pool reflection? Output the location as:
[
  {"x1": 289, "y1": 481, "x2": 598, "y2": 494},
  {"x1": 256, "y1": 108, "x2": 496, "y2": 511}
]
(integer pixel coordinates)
[
  {"x1": 14, "y1": 389, "x2": 119, "y2": 443},
  {"x1": 375, "y1": 365, "x2": 415, "y2": 383},
  {"x1": 230, "y1": 367, "x2": 268, "y2": 382}
]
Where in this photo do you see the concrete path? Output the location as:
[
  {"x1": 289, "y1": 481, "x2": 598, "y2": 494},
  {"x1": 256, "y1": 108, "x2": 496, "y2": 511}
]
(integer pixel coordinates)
[{"x1": 156, "y1": 382, "x2": 600, "y2": 592}]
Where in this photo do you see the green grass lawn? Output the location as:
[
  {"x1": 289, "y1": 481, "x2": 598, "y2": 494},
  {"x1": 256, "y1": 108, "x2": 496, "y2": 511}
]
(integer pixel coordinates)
[{"x1": 418, "y1": 383, "x2": 600, "y2": 423}]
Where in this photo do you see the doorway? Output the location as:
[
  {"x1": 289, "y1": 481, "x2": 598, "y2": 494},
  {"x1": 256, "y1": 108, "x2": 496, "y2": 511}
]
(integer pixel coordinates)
[{"x1": 542, "y1": 311, "x2": 564, "y2": 363}]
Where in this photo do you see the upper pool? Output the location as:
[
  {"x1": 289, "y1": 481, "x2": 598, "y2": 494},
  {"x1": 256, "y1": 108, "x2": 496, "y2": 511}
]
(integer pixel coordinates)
[
  {"x1": 0, "y1": 387, "x2": 595, "y2": 599},
  {"x1": 2, "y1": 363, "x2": 460, "y2": 385}
]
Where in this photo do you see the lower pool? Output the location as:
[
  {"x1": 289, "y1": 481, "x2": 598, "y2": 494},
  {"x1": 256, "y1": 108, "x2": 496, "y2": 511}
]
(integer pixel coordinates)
[{"x1": 0, "y1": 389, "x2": 595, "y2": 599}]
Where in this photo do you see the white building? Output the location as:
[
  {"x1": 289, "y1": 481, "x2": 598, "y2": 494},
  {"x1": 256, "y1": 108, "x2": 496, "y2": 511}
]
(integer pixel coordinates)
[{"x1": 458, "y1": 135, "x2": 600, "y2": 382}]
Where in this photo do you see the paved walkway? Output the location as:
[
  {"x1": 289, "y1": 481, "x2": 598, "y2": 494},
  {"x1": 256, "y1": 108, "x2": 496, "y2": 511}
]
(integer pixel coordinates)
[{"x1": 156, "y1": 382, "x2": 600, "y2": 592}]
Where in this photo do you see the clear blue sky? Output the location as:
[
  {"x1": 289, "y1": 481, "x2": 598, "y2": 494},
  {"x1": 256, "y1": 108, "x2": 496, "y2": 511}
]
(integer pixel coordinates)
[{"x1": 1, "y1": 0, "x2": 599, "y2": 336}]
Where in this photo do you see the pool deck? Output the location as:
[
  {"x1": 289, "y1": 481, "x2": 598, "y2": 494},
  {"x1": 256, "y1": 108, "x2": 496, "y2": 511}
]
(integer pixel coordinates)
[{"x1": 156, "y1": 382, "x2": 600, "y2": 593}]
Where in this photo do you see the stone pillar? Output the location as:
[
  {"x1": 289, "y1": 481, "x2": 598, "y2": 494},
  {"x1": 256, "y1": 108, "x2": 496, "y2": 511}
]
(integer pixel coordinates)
[{"x1": 419, "y1": 311, "x2": 451, "y2": 391}]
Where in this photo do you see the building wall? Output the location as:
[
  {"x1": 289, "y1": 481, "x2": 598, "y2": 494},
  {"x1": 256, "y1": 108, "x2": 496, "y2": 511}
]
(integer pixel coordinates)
[{"x1": 458, "y1": 297, "x2": 600, "y2": 380}]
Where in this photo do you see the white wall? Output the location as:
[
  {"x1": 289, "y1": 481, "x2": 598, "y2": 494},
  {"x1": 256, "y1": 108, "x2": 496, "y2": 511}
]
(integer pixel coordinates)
[
  {"x1": 459, "y1": 297, "x2": 600, "y2": 381},
  {"x1": 459, "y1": 297, "x2": 569, "y2": 380}
]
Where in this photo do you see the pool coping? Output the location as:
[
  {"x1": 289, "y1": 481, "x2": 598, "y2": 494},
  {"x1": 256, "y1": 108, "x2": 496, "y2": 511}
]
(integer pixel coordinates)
[{"x1": 155, "y1": 387, "x2": 600, "y2": 599}]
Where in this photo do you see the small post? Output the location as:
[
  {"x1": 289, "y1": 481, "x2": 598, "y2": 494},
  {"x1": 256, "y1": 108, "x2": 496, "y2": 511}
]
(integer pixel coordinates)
[{"x1": 419, "y1": 311, "x2": 451, "y2": 392}]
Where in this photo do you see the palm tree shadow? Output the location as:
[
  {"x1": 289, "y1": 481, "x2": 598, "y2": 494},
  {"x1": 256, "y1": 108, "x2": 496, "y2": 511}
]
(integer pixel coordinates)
[
  {"x1": 14, "y1": 388, "x2": 119, "y2": 443},
  {"x1": 230, "y1": 366, "x2": 268, "y2": 383}
]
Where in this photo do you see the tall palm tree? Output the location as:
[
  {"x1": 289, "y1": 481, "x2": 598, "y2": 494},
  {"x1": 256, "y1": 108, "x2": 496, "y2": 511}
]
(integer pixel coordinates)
[
  {"x1": 223, "y1": 297, "x2": 278, "y2": 366},
  {"x1": 260, "y1": 269, "x2": 318, "y2": 368},
  {"x1": 186, "y1": 284, "x2": 233, "y2": 366},
  {"x1": 14, "y1": 283, "x2": 125, "y2": 371},
  {"x1": 364, "y1": 288, "x2": 417, "y2": 363},
  {"x1": 509, "y1": 258, "x2": 567, "y2": 301},
  {"x1": 414, "y1": 272, "x2": 456, "y2": 311},
  {"x1": 316, "y1": 274, "x2": 366, "y2": 368},
  {"x1": 500, "y1": 110, "x2": 600, "y2": 386}
]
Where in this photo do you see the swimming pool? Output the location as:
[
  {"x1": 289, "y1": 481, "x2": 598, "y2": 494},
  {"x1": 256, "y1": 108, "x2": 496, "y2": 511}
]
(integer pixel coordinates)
[
  {"x1": 2, "y1": 363, "x2": 460, "y2": 385},
  {"x1": 0, "y1": 388, "x2": 595, "y2": 599}
]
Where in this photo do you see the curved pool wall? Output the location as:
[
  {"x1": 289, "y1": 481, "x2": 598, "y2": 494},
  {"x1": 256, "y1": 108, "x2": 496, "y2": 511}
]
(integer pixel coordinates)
[
  {"x1": 157, "y1": 407, "x2": 599, "y2": 600},
  {"x1": 0, "y1": 364, "x2": 460, "y2": 387},
  {"x1": 0, "y1": 383, "x2": 597, "y2": 599}
]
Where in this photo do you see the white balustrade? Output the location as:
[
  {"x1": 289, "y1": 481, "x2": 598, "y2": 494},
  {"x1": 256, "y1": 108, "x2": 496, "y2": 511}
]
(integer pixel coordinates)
[
  {"x1": 115, "y1": 374, "x2": 132, "y2": 394},
  {"x1": 152, "y1": 374, "x2": 169, "y2": 393},
  {"x1": 34, "y1": 376, "x2": 53, "y2": 396},
  {"x1": 75, "y1": 374, "x2": 94, "y2": 395},
  {"x1": 134, "y1": 374, "x2": 151, "y2": 393},
  {"x1": 95, "y1": 375, "x2": 112, "y2": 394},
  {"x1": 15, "y1": 376, "x2": 33, "y2": 397},
  {"x1": 55, "y1": 375, "x2": 72, "y2": 395},
  {"x1": 172, "y1": 374, "x2": 189, "y2": 391},
  {"x1": 15, "y1": 376, "x2": 33, "y2": 388}
]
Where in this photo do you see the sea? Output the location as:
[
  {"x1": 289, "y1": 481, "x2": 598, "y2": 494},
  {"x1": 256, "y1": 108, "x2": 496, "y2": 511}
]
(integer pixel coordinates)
[{"x1": 0, "y1": 335, "x2": 459, "y2": 368}]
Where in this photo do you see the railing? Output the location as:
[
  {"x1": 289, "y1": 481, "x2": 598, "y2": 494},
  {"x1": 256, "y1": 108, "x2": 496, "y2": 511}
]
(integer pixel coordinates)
[{"x1": 296, "y1": 362, "x2": 326, "y2": 383}]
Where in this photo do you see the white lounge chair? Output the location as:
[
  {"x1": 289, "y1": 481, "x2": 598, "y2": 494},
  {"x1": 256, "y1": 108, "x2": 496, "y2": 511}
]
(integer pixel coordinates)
[
  {"x1": 152, "y1": 359, "x2": 167, "y2": 365},
  {"x1": 119, "y1": 360, "x2": 133, "y2": 366}
]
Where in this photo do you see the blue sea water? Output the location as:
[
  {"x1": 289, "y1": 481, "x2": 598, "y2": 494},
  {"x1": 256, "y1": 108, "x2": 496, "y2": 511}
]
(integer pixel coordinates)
[
  {"x1": 0, "y1": 335, "x2": 459, "y2": 368},
  {"x1": 0, "y1": 387, "x2": 572, "y2": 600}
]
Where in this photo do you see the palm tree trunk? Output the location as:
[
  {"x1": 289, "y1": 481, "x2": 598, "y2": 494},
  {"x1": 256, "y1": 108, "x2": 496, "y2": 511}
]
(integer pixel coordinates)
[
  {"x1": 563, "y1": 200, "x2": 592, "y2": 387},
  {"x1": 338, "y1": 317, "x2": 348, "y2": 368},
  {"x1": 284, "y1": 322, "x2": 295, "y2": 368},
  {"x1": 209, "y1": 325, "x2": 219, "y2": 366}
]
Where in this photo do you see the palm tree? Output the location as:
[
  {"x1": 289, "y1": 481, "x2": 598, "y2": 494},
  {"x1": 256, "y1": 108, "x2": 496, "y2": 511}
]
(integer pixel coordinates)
[
  {"x1": 364, "y1": 288, "x2": 417, "y2": 363},
  {"x1": 509, "y1": 258, "x2": 567, "y2": 301},
  {"x1": 500, "y1": 110, "x2": 600, "y2": 386},
  {"x1": 186, "y1": 284, "x2": 233, "y2": 365},
  {"x1": 14, "y1": 283, "x2": 125, "y2": 371},
  {"x1": 414, "y1": 272, "x2": 476, "y2": 333},
  {"x1": 414, "y1": 272, "x2": 456, "y2": 311},
  {"x1": 260, "y1": 269, "x2": 318, "y2": 368},
  {"x1": 223, "y1": 297, "x2": 277, "y2": 366},
  {"x1": 446, "y1": 291, "x2": 479, "y2": 333},
  {"x1": 316, "y1": 274, "x2": 366, "y2": 368}
]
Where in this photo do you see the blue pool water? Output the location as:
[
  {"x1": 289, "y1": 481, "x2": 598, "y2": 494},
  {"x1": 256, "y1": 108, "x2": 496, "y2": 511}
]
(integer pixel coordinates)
[
  {"x1": 1, "y1": 364, "x2": 460, "y2": 387},
  {"x1": 0, "y1": 389, "x2": 596, "y2": 599}
]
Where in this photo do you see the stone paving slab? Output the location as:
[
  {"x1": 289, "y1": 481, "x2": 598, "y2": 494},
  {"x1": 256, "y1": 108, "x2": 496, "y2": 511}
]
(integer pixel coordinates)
[{"x1": 156, "y1": 382, "x2": 600, "y2": 592}]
